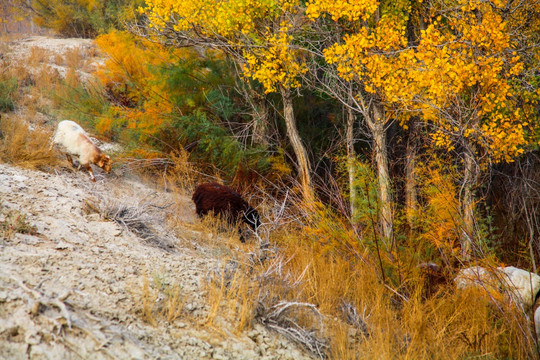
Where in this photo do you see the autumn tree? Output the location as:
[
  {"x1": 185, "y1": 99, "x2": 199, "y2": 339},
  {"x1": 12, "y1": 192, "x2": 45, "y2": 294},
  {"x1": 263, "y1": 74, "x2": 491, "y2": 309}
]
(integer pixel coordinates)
[
  {"x1": 139, "y1": 0, "x2": 314, "y2": 201},
  {"x1": 136, "y1": 0, "x2": 539, "y2": 259},
  {"x1": 401, "y1": 0, "x2": 539, "y2": 257},
  {"x1": 304, "y1": 0, "x2": 413, "y2": 245},
  {"x1": 305, "y1": 0, "x2": 539, "y2": 258}
]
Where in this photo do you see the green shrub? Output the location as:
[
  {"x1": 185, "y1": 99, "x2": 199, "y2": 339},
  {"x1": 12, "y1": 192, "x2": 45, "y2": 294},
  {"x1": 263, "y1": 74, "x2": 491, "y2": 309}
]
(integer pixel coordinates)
[
  {"x1": 0, "y1": 77, "x2": 18, "y2": 112},
  {"x1": 171, "y1": 111, "x2": 270, "y2": 179}
]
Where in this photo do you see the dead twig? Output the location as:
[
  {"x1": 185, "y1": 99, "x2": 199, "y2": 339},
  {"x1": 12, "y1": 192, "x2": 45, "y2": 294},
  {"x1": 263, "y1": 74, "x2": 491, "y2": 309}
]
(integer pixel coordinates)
[
  {"x1": 258, "y1": 301, "x2": 329, "y2": 359},
  {"x1": 89, "y1": 194, "x2": 175, "y2": 251},
  {"x1": 17, "y1": 280, "x2": 73, "y2": 330}
]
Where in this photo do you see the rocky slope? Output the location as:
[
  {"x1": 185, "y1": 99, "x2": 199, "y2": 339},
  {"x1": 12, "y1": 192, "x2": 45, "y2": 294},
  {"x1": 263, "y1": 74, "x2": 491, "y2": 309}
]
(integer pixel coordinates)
[
  {"x1": 0, "y1": 35, "x2": 315, "y2": 360},
  {"x1": 0, "y1": 162, "x2": 314, "y2": 359}
]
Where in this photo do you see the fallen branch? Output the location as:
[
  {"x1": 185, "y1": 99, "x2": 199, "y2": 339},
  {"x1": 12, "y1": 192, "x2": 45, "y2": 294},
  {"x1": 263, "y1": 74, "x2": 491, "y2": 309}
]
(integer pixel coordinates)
[
  {"x1": 18, "y1": 280, "x2": 73, "y2": 330},
  {"x1": 258, "y1": 300, "x2": 328, "y2": 359}
]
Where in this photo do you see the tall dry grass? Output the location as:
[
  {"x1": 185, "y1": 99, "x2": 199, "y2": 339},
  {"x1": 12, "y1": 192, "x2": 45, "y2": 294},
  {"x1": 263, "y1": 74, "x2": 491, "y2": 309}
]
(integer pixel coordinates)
[
  {"x1": 26, "y1": 46, "x2": 52, "y2": 68},
  {"x1": 164, "y1": 148, "x2": 200, "y2": 194},
  {"x1": 259, "y1": 206, "x2": 539, "y2": 359},
  {"x1": 0, "y1": 114, "x2": 59, "y2": 170},
  {"x1": 134, "y1": 272, "x2": 185, "y2": 326},
  {"x1": 164, "y1": 178, "x2": 539, "y2": 359}
]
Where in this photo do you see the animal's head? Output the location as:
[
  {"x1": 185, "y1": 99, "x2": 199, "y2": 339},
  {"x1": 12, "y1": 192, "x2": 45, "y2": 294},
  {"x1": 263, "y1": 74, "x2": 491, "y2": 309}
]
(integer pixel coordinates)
[
  {"x1": 243, "y1": 207, "x2": 261, "y2": 231},
  {"x1": 98, "y1": 154, "x2": 112, "y2": 173}
]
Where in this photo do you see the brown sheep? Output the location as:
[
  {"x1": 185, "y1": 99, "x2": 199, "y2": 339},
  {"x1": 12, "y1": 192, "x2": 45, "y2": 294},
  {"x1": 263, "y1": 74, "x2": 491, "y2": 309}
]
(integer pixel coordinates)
[{"x1": 192, "y1": 182, "x2": 260, "y2": 242}]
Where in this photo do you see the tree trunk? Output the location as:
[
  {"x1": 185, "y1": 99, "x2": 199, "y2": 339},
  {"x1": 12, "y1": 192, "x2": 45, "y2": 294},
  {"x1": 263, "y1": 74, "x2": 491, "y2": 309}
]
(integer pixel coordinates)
[
  {"x1": 404, "y1": 1, "x2": 425, "y2": 230},
  {"x1": 366, "y1": 102, "x2": 393, "y2": 244},
  {"x1": 251, "y1": 95, "x2": 269, "y2": 146},
  {"x1": 346, "y1": 105, "x2": 359, "y2": 221},
  {"x1": 280, "y1": 86, "x2": 313, "y2": 201},
  {"x1": 461, "y1": 148, "x2": 476, "y2": 259},
  {"x1": 405, "y1": 118, "x2": 419, "y2": 229}
]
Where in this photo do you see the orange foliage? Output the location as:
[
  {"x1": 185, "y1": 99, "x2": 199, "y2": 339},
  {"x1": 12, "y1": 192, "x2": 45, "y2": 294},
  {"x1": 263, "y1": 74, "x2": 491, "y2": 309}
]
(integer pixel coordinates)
[
  {"x1": 94, "y1": 31, "x2": 193, "y2": 152},
  {"x1": 416, "y1": 158, "x2": 462, "y2": 258},
  {"x1": 309, "y1": 0, "x2": 537, "y2": 164}
]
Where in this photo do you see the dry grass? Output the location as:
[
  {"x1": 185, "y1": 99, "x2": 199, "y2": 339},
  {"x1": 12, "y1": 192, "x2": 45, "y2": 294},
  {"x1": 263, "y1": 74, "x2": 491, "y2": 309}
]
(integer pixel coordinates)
[
  {"x1": 149, "y1": 153, "x2": 540, "y2": 359},
  {"x1": 178, "y1": 188, "x2": 540, "y2": 359},
  {"x1": 136, "y1": 272, "x2": 185, "y2": 326},
  {"x1": 63, "y1": 46, "x2": 85, "y2": 69},
  {"x1": 164, "y1": 148, "x2": 202, "y2": 195},
  {"x1": 15, "y1": 65, "x2": 60, "y2": 116},
  {"x1": 259, "y1": 217, "x2": 539, "y2": 360},
  {"x1": 163, "y1": 284, "x2": 185, "y2": 322},
  {"x1": 0, "y1": 114, "x2": 59, "y2": 170},
  {"x1": 140, "y1": 273, "x2": 158, "y2": 326},
  {"x1": 0, "y1": 40, "x2": 63, "y2": 116},
  {"x1": 197, "y1": 214, "x2": 247, "y2": 245},
  {"x1": 26, "y1": 46, "x2": 52, "y2": 68},
  {"x1": 204, "y1": 259, "x2": 257, "y2": 333},
  {"x1": 56, "y1": 44, "x2": 98, "y2": 72},
  {"x1": 84, "y1": 194, "x2": 176, "y2": 251},
  {"x1": 200, "y1": 242, "x2": 332, "y2": 358},
  {"x1": 32, "y1": 64, "x2": 61, "y2": 92}
]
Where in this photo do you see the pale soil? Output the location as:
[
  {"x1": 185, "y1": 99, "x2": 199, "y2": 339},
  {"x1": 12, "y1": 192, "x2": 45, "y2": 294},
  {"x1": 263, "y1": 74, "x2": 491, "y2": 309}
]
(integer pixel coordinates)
[
  {"x1": 5, "y1": 35, "x2": 103, "y2": 81},
  {"x1": 0, "y1": 163, "x2": 313, "y2": 359},
  {"x1": 0, "y1": 36, "x2": 315, "y2": 360},
  {"x1": 9, "y1": 36, "x2": 94, "y2": 54}
]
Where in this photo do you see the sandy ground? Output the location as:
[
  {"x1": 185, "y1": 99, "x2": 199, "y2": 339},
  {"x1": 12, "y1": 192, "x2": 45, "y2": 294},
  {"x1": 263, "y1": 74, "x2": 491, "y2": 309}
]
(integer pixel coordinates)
[{"x1": 6, "y1": 35, "x2": 102, "y2": 81}]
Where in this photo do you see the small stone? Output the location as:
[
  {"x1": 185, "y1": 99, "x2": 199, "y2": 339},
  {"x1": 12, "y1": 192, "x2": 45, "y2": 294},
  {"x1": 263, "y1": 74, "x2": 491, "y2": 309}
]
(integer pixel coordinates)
[{"x1": 55, "y1": 241, "x2": 73, "y2": 250}]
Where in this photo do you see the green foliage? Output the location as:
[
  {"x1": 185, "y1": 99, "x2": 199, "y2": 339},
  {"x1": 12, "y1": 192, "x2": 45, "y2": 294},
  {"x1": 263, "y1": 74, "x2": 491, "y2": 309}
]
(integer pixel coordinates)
[
  {"x1": 31, "y1": 0, "x2": 144, "y2": 38},
  {"x1": 53, "y1": 79, "x2": 111, "y2": 134},
  {"x1": 154, "y1": 53, "x2": 271, "y2": 178},
  {"x1": 171, "y1": 111, "x2": 269, "y2": 178},
  {"x1": 0, "y1": 77, "x2": 18, "y2": 112},
  {"x1": 157, "y1": 52, "x2": 236, "y2": 113},
  {"x1": 335, "y1": 156, "x2": 379, "y2": 226},
  {"x1": 206, "y1": 89, "x2": 236, "y2": 122},
  {"x1": 351, "y1": 161, "x2": 380, "y2": 225}
]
